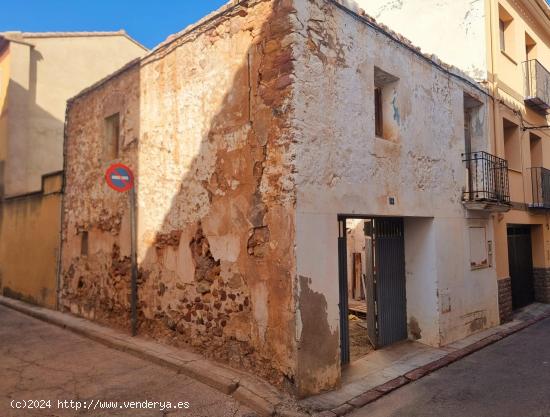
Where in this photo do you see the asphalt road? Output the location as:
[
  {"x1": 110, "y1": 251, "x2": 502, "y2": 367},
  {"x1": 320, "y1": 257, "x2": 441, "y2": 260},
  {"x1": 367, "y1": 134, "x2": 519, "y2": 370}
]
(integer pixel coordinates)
[
  {"x1": 350, "y1": 317, "x2": 550, "y2": 417},
  {"x1": 0, "y1": 305, "x2": 253, "y2": 417}
]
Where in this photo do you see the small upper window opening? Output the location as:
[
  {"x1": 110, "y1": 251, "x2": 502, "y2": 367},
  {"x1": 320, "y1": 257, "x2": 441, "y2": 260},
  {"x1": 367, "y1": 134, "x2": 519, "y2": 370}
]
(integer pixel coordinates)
[{"x1": 104, "y1": 113, "x2": 120, "y2": 161}]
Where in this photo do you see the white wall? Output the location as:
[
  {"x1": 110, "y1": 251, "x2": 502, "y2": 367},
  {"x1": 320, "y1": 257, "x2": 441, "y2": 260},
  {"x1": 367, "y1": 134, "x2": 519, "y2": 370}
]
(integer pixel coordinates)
[
  {"x1": 353, "y1": 0, "x2": 489, "y2": 80},
  {"x1": 404, "y1": 217, "x2": 439, "y2": 346},
  {"x1": 292, "y1": 0, "x2": 498, "y2": 391},
  {"x1": 436, "y1": 215, "x2": 500, "y2": 344}
]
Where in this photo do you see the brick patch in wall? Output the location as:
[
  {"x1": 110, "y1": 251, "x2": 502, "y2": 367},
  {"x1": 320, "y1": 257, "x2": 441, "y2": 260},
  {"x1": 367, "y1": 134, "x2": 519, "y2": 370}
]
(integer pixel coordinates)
[
  {"x1": 498, "y1": 277, "x2": 513, "y2": 323},
  {"x1": 533, "y1": 268, "x2": 550, "y2": 304}
]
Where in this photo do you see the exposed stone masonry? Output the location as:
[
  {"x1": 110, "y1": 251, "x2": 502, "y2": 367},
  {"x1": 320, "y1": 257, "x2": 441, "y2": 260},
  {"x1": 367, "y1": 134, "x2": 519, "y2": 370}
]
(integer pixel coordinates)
[
  {"x1": 533, "y1": 268, "x2": 550, "y2": 304},
  {"x1": 62, "y1": 0, "x2": 298, "y2": 392},
  {"x1": 498, "y1": 278, "x2": 513, "y2": 323}
]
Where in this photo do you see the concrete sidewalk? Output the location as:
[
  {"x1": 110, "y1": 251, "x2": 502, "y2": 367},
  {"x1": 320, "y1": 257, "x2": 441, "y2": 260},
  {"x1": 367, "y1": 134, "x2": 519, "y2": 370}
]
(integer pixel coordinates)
[
  {"x1": 302, "y1": 303, "x2": 550, "y2": 416},
  {"x1": 348, "y1": 316, "x2": 550, "y2": 417},
  {"x1": 2, "y1": 295, "x2": 549, "y2": 417},
  {"x1": 0, "y1": 296, "x2": 302, "y2": 417}
]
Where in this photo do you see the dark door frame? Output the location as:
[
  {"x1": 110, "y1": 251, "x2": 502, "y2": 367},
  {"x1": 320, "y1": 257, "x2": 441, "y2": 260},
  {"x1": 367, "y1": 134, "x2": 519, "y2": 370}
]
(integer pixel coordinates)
[
  {"x1": 338, "y1": 218, "x2": 350, "y2": 365},
  {"x1": 507, "y1": 224, "x2": 535, "y2": 310}
]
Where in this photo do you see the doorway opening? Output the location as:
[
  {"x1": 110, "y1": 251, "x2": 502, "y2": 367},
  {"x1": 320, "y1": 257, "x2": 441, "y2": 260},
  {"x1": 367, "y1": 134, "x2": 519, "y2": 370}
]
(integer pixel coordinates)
[
  {"x1": 338, "y1": 216, "x2": 408, "y2": 365},
  {"x1": 507, "y1": 225, "x2": 535, "y2": 310}
]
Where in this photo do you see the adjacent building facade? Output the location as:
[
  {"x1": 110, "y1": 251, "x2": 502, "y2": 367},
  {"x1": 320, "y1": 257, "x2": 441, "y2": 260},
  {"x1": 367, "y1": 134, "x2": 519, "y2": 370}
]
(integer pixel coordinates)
[
  {"x1": 61, "y1": 0, "x2": 503, "y2": 396},
  {"x1": 0, "y1": 31, "x2": 147, "y2": 307},
  {"x1": 359, "y1": 0, "x2": 550, "y2": 322}
]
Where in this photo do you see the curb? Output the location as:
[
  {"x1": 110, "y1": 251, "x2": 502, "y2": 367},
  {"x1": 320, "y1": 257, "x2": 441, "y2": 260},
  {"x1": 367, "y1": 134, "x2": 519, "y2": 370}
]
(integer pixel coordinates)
[
  {"x1": 0, "y1": 296, "x2": 305, "y2": 417},
  {"x1": 314, "y1": 311, "x2": 550, "y2": 416},
  {"x1": 3, "y1": 296, "x2": 548, "y2": 417}
]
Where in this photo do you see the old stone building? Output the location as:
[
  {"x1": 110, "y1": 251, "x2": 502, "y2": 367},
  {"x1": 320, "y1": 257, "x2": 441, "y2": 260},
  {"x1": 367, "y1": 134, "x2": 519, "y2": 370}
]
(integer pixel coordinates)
[{"x1": 62, "y1": 0, "x2": 499, "y2": 396}]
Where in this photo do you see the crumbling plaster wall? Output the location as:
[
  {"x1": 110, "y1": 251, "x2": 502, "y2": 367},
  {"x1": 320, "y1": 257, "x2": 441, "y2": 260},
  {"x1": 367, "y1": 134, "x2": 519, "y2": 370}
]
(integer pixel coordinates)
[
  {"x1": 62, "y1": 0, "x2": 299, "y2": 390},
  {"x1": 62, "y1": 63, "x2": 140, "y2": 324},
  {"x1": 291, "y1": 0, "x2": 497, "y2": 395}
]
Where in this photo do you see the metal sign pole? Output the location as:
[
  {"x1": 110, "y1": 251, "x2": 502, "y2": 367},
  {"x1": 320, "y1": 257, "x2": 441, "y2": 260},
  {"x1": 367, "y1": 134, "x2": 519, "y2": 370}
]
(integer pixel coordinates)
[
  {"x1": 105, "y1": 163, "x2": 137, "y2": 337},
  {"x1": 130, "y1": 186, "x2": 138, "y2": 337}
]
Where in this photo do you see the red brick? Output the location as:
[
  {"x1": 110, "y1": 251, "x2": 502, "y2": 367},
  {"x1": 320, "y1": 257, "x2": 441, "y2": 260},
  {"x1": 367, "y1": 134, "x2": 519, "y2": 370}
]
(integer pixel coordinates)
[
  {"x1": 347, "y1": 390, "x2": 383, "y2": 407},
  {"x1": 420, "y1": 356, "x2": 455, "y2": 373},
  {"x1": 375, "y1": 376, "x2": 409, "y2": 394},
  {"x1": 404, "y1": 367, "x2": 430, "y2": 381}
]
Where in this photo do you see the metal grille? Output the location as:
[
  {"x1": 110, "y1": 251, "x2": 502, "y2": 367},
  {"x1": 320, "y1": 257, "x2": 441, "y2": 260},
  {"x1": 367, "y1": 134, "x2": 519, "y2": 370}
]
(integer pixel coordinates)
[
  {"x1": 523, "y1": 59, "x2": 550, "y2": 114},
  {"x1": 338, "y1": 221, "x2": 350, "y2": 365},
  {"x1": 529, "y1": 167, "x2": 550, "y2": 209},
  {"x1": 462, "y1": 151, "x2": 510, "y2": 204},
  {"x1": 374, "y1": 218, "x2": 407, "y2": 348}
]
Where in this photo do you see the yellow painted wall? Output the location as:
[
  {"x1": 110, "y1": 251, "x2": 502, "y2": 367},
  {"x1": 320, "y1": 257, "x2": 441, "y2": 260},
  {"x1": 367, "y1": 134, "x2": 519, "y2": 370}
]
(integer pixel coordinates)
[
  {"x1": 487, "y1": 0, "x2": 550, "y2": 280},
  {"x1": 491, "y1": 0, "x2": 550, "y2": 103},
  {"x1": 0, "y1": 172, "x2": 62, "y2": 308},
  {"x1": 0, "y1": 33, "x2": 146, "y2": 310}
]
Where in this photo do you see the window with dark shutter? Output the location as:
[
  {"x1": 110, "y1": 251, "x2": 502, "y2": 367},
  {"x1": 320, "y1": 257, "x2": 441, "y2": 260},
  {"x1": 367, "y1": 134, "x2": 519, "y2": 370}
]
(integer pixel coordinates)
[
  {"x1": 81, "y1": 231, "x2": 89, "y2": 256},
  {"x1": 375, "y1": 87, "x2": 383, "y2": 137},
  {"x1": 104, "y1": 113, "x2": 120, "y2": 161}
]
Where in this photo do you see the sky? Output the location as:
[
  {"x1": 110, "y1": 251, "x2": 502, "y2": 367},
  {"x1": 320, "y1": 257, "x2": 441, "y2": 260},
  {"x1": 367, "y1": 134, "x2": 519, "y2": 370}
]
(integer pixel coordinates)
[
  {"x1": 2, "y1": 1, "x2": 550, "y2": 49},
  {"x1": 0, "y1": 1, "x2": 229, "y2": 49}
]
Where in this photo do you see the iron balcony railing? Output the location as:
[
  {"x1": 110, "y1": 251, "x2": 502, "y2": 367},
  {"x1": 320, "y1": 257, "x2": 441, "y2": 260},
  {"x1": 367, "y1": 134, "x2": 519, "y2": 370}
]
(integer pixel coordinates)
[
  {"x1": 529, "y1": 167, "x2": 550, "y2": 209},
  {"x1": 462, "y1": 151, "x2": 510, "y2": 204},
  {"x1": 523, "y1": 59, "x2": 550, "y2": 114}
]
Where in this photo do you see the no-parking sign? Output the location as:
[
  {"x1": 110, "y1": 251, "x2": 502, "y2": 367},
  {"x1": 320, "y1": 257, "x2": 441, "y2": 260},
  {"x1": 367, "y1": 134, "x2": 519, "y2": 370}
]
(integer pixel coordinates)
[{"x1": 105, "y1": 163, "x2": 134, "y2": 192}]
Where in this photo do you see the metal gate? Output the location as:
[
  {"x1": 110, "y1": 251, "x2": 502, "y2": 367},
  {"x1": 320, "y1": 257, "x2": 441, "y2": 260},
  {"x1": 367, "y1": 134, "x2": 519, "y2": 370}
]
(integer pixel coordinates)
[
  {"x1": 507, "y1": 226, "x2": 535, "y2": 310},
  {"x1": 339, "y1": 217, "x2": 408, "y2": 364},
  {"x1": 338, "y1": 220, "x2": 350, "y2": 365},
  {"x1": 367, "y1": 218, "x2": 408, "y2": 348}
]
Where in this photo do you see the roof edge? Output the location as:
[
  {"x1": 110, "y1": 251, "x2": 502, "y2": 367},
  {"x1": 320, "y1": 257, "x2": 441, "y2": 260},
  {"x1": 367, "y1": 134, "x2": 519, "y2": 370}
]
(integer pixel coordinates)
[
  {"x1": 66, "y1": 0, "x2": 488, "y2": 105},
  {"x1": 67, "y1": 57, "x2": 142, "y2": 105},
  {"x1": 329, "y1": 0, "x2": 488, "y2": 95},
  {"x1": 144, "y1": 0, "x2": 247, "y2": 58},
  {"x1": 67, "y1": 0, "x2": 248, "y2": 103},
  {"x1": 2, "y1": 30, "x2": 148, "y2": 51}
]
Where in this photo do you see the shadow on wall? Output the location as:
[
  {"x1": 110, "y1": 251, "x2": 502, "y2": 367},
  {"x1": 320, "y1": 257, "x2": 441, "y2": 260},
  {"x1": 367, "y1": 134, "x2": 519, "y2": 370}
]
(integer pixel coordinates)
[
  {"x1": 4, "y1": 79, "x2": 64, "y2": 196},
  {"x1": 63, "y1": 0, "x2": 298, "y2": 393},
  {"x1": 0, "y1": 47, "x2": 64, "y2": 307}
]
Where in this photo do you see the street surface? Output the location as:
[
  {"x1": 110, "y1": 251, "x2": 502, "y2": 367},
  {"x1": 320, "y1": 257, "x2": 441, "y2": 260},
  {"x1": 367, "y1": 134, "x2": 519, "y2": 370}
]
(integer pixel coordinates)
[
  {"x1": 350, "y1": 317, "x2": 550, "y2": 417},
  {"x1": 0, "y1": 305, "x2": 253, "y2": 417},
  {"x1": 4, "y1": 303, "x2": 550, "y2": 417}
]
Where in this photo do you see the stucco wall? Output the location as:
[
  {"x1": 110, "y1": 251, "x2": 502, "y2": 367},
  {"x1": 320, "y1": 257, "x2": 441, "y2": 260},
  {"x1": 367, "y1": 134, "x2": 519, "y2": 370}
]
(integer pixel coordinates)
[
  {"x1": 403, "y1": 218, "x2": 439, "y2": 345},
  {"x1": 291, "y1": 0, "x2": 498, "y2": 394},
  {"x1": 354, "y1": 0, "x2": 489, "y2": 80},
  {"x1": 5, "y1": 41, "x2": 31, "y2": 197},
  {"x1": 62, "y1": 0, "x2": 298, "y2": 391},
  {"x1": 488, "y1": 0, "x2": 550, "y2": 283},
  {"x1": 0, "y1": 172, "x2": 62, "y2": 308},
  {"x1": 4, "y1": 34, "x2": 146, "y2": 196}
]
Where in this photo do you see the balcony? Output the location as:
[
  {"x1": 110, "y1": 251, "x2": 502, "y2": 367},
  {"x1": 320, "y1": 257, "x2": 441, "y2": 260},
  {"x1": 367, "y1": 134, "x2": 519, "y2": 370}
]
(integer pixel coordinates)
[
  {"x1": 529, "y1": 167, "x2": 550, "y2": 209},
  {"x1": 523, "y1": 59, "x2": 550, "y2": 114},
  {"x1": 462, "y1": 151, "x2": 511, "y2": 212}
]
